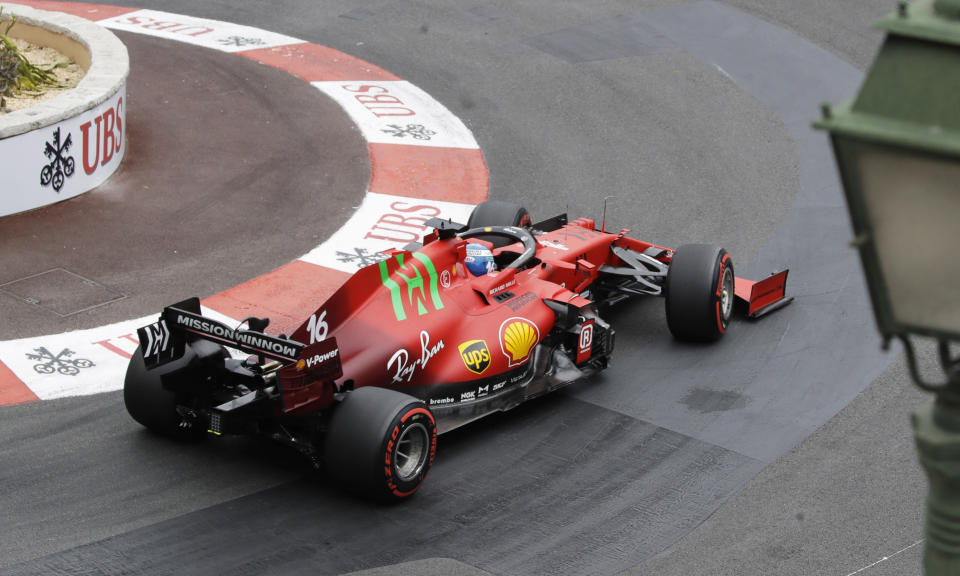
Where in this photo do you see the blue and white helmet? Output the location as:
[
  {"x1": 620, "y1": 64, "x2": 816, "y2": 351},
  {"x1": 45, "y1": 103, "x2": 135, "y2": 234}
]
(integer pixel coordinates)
[{"x1": 464, "y1": 243, "x2": 496, "y2": 277}]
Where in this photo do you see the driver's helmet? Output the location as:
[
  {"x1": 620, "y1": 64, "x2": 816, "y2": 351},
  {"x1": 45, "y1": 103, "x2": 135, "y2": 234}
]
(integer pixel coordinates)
[{"x1": 464, "y1": 243, "x2": 496, "y2": 277}]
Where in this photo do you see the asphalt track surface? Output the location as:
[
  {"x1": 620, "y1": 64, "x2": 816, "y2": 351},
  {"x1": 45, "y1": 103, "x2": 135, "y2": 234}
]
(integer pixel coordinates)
[{"x1": 0, "y1": 1, "x2": 928, "y2": 575}]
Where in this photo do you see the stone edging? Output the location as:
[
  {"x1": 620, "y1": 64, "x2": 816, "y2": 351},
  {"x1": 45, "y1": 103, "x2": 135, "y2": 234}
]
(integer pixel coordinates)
[{"x1": 0, "y1": 3, "x2": 128, "y2": 139}]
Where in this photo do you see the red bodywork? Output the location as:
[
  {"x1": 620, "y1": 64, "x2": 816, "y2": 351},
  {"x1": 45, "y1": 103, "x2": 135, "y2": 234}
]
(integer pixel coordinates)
[
  {"x1": 281, "y1": 217, "x2": 740, "y2": 420},
  {"x1": 140, "y1": 214, "x2": 791, "y2": 439},
  {"x1": 734, "y1": 270, "x2": 791, "y2": 318},
  {"x1": 132, "y1": 212, "x2": 792, "y2": 499}
]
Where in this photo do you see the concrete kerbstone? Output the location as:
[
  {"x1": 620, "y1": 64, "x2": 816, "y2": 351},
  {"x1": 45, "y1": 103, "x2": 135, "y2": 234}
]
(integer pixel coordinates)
[{"x1": 0, "y1": 3, "x2": 128, "y2": 139}]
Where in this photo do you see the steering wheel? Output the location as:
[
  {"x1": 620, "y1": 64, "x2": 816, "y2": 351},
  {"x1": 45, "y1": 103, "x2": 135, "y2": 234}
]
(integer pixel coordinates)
[{"x1": 460, "y1": 225, "x2": 537, "y2": 270}]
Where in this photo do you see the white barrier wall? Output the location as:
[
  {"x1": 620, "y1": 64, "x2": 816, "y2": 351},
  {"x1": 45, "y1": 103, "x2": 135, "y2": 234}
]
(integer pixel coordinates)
[
  {"x1": 0, "y1": 4, "x2": 129, "y2": 218},
  {"x1": 0, "y1": 84, "x2": 126, "y2": 216}
]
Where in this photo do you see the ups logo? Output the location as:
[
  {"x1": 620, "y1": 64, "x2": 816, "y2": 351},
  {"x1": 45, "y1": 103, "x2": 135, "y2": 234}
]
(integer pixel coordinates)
[{"x1": 458, "y1": 340, "x2": 490, "y2": 375}]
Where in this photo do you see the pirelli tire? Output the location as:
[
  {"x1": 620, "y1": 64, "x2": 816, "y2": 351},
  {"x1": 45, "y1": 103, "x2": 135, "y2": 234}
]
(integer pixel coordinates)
[
  {"x1": 324, "y1": 387, "x2": 437, "y2": 502},
  {"x1": 665, "y1": 244, "x2": 735, "y2": 343},
  {"x1": 467, "y1": 200, "x2": 532, "y2": 248},
  {"x1": 123, "y1": 345, "x2": 207, "y2": 441}
]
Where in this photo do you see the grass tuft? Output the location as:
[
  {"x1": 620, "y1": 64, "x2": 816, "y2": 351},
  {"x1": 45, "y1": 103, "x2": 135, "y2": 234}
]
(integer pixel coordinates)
[{"x1": 0, "y1": 7, "x2": 65, "y2": 111}]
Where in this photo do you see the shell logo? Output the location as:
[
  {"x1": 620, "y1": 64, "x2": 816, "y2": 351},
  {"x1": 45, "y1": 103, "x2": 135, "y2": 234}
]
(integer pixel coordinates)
[{"x1": 499, "y1": 317, "x2": 540, "y2": 367}]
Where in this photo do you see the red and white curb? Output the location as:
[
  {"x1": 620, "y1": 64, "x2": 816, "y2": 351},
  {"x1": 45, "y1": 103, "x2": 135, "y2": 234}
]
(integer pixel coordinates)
[{"x1": 0, "y1": 2, "x2": 488, "y2": 406}]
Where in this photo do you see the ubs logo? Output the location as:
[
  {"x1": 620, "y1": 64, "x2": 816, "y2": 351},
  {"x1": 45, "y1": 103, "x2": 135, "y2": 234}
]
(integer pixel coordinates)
[
  {"x1": 458, "y1": 339, "x2": 490, "y2": 375},
  {"x1": 40, "y1": 128, "x2": 75, "y2": 193}
]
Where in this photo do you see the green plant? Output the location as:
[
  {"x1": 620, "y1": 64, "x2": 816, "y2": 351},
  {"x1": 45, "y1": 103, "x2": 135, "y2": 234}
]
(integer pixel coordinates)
[{"x1": 0, "y1": 7, "x2": 63, "y2": 110}]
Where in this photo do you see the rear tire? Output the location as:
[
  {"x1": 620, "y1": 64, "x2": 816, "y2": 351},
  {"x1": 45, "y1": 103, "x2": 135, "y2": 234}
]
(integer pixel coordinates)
[
  {"x1": 665, "y1": 244, "x2": 734, "y2": 342},
  {"x1": 124, "y1": 346, "x2": 206, "y2": 441},
  {"x1": 467, "y1": 200, "x2": 531, "y2": 248},
  {"x1": 325, "y1": 387, "x2": 437, "y2": 502}
]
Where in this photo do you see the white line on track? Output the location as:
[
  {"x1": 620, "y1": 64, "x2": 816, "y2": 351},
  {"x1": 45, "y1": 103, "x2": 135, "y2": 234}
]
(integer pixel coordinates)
[{"x1": 844, "y1": 539, "x2": 923, "y2": 576}]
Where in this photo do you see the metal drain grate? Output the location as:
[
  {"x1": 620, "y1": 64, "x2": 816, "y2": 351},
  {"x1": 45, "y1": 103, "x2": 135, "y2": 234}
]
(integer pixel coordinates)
[{"x1": 0, "y1": 268, "x2": 127, "y2": 317}]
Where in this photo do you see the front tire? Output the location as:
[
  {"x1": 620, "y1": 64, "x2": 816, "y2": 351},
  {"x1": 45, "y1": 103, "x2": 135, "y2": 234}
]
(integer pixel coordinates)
[
  {"x1": 324, "y1": 387, "x2": 437, "y2": 502},
  {"x1": 665, "y1": 244, "x2": 734, "y2": 342}
]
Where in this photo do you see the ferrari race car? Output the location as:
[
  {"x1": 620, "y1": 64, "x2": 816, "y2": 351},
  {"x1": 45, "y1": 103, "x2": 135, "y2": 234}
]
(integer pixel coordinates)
[{"x1": 124, "y1": 201, "x2": 791, "y2": 501}]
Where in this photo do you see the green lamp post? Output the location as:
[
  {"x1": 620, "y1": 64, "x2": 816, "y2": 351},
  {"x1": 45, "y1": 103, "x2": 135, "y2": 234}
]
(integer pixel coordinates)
[{"x1": 816, "y1": 0, "x2": 960, "y2": 573}]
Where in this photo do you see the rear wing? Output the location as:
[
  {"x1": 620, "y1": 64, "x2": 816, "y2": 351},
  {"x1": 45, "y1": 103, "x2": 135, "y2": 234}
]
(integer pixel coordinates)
[
  {"x1": 137, "y1": 297, "x2": 308, "y2": 368},
  {"x1": 734, "y1": 270, "x2": 794, "y2": 318}
]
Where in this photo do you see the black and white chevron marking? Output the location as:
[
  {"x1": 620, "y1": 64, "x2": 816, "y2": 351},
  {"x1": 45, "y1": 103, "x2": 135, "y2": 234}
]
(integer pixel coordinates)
[{"x1": 137, "y1": 320, "x2": 171, "y2": 360}]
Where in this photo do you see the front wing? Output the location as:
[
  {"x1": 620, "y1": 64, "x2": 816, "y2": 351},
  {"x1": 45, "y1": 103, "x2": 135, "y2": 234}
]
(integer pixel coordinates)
[{"x1": 734, "y1": 270, "x2": 793, "y2": 318}]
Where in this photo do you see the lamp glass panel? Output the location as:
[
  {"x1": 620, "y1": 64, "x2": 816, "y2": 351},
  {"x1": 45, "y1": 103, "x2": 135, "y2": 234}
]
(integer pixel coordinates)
[{"x1": 857, "y1": 147, "x2": 960, "y2": 335}]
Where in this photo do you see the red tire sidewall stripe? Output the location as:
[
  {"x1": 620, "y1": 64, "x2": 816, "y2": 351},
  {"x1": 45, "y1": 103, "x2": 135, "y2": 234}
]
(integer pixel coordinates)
[
  {"x1": 386, "y1": 405, "x2": 437, "y2": 497},
  {"x1": 715, "y1": 253, "x2": 731, "y2": 334}
]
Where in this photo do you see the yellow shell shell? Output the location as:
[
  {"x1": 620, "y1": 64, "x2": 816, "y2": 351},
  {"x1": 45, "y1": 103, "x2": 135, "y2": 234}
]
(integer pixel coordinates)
[{"x1": 504, "y1": 320, "x2": 537, "y2": 362}]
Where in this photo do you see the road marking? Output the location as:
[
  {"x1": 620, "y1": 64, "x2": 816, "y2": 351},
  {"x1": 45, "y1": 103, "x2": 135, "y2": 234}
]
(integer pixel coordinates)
[
  {"x1": 845, "y1": 539, "x2": 924, "y2": 576},
  {"x1": 714, "y1": 63, "x2": 735, "y2": 83}
]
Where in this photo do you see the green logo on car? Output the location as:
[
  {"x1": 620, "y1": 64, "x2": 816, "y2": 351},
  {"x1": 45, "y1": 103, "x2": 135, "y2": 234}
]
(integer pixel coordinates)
[{"x1": 379, "y1": 252, "x2": 444, "y2": 321}]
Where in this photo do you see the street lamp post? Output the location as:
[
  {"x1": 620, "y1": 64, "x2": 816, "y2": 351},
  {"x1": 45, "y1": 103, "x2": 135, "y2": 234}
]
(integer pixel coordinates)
[{"x1": 815, "y1": 0, "x2": 960, "y2": 573}]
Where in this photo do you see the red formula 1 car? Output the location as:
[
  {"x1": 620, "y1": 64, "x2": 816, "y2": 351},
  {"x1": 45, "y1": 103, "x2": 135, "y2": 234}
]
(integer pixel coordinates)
[{"x1": 124, "y1": 201, "x2": 791, "y2": 501}]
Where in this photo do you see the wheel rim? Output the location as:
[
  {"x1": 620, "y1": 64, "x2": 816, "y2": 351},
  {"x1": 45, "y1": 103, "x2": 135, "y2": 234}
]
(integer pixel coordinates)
[
  {"x1": 394, "y1": 422, "x2": 430, "y2": 482},
  {"x1": 720, "y1": 266, "x2": 734, "y2": 322}
]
